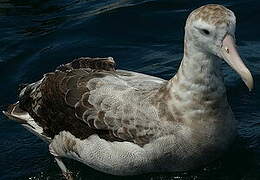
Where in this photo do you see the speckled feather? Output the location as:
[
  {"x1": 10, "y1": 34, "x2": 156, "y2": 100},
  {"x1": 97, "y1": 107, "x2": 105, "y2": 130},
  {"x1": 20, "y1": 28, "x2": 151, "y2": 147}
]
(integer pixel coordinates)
[{"x1": 14, "y1": 57, "x2": 172, "y2": 146}]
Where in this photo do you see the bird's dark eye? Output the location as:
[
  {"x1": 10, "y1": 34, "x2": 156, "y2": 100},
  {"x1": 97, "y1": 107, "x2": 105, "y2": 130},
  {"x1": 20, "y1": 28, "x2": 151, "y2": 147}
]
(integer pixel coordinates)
[{"x1": 202, "y1": 29, "x2": 210, "y2": 35}]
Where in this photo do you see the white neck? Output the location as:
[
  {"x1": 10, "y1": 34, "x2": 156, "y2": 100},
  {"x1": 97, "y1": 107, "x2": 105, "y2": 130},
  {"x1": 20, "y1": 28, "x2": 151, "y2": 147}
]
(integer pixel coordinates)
[
  {"x1": 155, "y1": 42, "x2": 236, "y2": 148},
  {"x1": 169, "y1": 43, "x2": 226, "y2": 103},
  {"x1": 175, "y1": 50, "x2": 224, "y2": 91},
  {"x1": 158, "y1": 36, "x2": 232, "y2": 127},
  {"x1": 178, "y1": 32, "x2": 224, "y2": 87}
]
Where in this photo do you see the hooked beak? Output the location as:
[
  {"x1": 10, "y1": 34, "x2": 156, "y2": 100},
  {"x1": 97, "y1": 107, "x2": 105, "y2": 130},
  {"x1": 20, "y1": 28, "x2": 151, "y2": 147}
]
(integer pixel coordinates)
[{"x1": 220, "y1": 34, "x2": 253, "y2": 91}]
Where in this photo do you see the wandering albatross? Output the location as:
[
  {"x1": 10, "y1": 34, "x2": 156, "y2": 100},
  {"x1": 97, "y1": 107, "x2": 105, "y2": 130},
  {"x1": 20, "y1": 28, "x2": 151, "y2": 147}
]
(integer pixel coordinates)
[{"x1": 3, "y1": 4, "x2": 254, "y2": 179}]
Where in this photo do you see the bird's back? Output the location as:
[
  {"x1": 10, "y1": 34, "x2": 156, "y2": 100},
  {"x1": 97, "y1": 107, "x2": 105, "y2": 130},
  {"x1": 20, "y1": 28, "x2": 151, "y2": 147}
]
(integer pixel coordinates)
[{"x1": 4, "y1": 57, "x2": 172, "y2": 146}]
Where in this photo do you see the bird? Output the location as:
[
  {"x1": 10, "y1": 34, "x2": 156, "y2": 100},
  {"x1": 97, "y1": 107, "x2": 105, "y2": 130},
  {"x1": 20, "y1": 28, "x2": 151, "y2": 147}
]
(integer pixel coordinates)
[{"x1": 3, "y1": 4, "x2": 253, "y2": 179}]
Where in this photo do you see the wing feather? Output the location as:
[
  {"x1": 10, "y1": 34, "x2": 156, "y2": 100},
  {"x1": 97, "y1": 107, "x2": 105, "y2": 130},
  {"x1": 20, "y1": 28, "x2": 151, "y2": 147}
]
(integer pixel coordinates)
[{"x1": 11, "y1": 57, "x2": 167, "y2": 146}]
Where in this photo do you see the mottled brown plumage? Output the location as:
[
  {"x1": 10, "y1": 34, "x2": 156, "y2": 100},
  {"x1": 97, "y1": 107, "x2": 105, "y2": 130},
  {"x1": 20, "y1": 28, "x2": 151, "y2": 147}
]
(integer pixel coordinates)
[
  {"x1": 9, "y1": 57, "x2": 166, "y2": 146},
  {"x1": 17, "y1": 57, "x2": 124, "y2": 142},
  {"x1": 188, "y1": 4, "x2": 234, "y2": 26}
]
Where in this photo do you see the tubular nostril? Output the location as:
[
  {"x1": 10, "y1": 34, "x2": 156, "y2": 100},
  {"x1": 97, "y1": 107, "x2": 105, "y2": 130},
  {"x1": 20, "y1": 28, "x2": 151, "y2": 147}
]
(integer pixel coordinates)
[{"x1": 225, "y1": 47, "x2": 229, "y2": 54}]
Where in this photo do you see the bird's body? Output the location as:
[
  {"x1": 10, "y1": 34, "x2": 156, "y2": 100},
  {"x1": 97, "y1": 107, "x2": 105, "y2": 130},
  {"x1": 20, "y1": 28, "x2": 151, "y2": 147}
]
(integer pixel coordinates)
[{"x1": 3, "y1": 4, "x2": 253, "y2": 178}]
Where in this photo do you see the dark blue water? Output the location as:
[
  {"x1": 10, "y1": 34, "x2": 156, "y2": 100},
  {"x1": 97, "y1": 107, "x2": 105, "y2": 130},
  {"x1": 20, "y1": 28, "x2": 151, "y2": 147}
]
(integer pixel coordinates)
[{"x1": 0, "y1": 0, "x2": 259, "y2": 179}]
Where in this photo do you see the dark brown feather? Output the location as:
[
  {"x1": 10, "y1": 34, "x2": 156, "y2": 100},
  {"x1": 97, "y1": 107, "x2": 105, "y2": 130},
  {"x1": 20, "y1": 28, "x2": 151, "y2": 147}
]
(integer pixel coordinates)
[{"x1": 17, "y1": 57, "x2": 123, "y2": 142}]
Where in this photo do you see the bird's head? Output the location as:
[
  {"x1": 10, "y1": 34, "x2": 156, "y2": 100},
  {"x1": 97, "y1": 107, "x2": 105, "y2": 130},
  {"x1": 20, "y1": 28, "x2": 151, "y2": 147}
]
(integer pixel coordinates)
[{"x1": 185, "y1": 4, "x2": 253, "y2": 90}]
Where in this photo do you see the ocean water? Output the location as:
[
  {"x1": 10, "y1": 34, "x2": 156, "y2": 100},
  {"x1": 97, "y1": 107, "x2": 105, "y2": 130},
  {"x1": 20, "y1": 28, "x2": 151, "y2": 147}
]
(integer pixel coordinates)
[{"x1": 0, "y1": 0, "x2": 259, "y2": 179}]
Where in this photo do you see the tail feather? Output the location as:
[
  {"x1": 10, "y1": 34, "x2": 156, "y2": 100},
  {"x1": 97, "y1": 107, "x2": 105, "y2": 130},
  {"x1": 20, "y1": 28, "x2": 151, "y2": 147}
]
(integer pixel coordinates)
[
  {"x1": 3, "y1": 102, "x2": 51, "y2": 143},
  {"x1": 2, "y1": 102, "x2": 29, "y2": 124}
]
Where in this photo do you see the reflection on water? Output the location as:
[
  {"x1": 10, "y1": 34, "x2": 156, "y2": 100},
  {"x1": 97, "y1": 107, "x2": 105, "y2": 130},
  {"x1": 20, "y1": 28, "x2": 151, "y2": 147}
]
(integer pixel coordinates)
[{"x1": 0, "y1": 0, "x2": 259, "y2": 179}]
